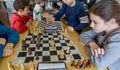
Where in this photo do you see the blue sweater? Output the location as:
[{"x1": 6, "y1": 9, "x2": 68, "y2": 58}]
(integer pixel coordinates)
[
  {"x1": 54, "y1": 0, "x2": 89, "y2": 30},
  {"x1": 0, "y1": 22, "x2": 19, "y2": 59}
]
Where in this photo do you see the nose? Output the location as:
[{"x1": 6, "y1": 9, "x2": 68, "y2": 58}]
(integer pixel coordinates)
[{"x1": 90, "y1": 22, "x2": 94, "y2": 28}]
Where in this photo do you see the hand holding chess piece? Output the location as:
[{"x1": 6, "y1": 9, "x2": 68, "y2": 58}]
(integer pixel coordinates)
[{"x1": 7, "y1": 62, "x2": 15, "y2": 70}]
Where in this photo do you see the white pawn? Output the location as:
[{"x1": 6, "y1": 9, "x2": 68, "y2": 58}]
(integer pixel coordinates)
[
  {"x1": 20, "y1": 63, "x2": 25, "y2": 70},
  {"x1": 28, "y1": 61, "x2": 35, "y2": 70},
  {"x1": 66, "y1": 47, "x2": 70, "y2": 54},
  {"x1": 7, "y1": 62, "x2": 15, "y2": 70}
]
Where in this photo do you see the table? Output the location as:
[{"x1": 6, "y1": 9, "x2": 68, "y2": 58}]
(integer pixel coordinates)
[{"x1": 0, "y1": 20, "x2": 97, "y2": 70}]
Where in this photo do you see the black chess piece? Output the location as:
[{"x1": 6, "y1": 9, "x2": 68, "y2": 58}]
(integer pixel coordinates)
[
  {"x1": 28, "y1": 49, "x2": 32, "y2": 55},
  {"x1": 80, "y1": 60, "x2": 86, "y2": 69},
  {"x1": 76, "y1": 60, "x2": 81, "y2": 68},
  {"x1": 22, "y1": 46, "x2": 26, "y2": 51},
  {"x1": 35, "y1": 54, "x2": 39, "y2": 60},
  {"x1": 86, "y1": 59, "x2": 91, "y2": 68},
  {"x1": 32, "y1": 35, "x2": 36, "y2": 43},
  {"x1": 71, "y1": 60, "x2": 76, "y2": 67},
  {"x1": 22, "y1": 40, "x2": 27, "y2": 47},
  {"x1": 37, "y1": 44, "x2": 40, "y2": 50}
]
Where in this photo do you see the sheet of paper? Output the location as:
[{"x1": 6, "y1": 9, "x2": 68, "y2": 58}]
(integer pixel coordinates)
[{"x1": 38, "y1": 62, "x2": 67, "y2": 70}]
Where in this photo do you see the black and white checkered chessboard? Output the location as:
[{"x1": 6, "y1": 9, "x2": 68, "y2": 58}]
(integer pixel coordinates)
[
  {"x1": 36, "y1": 21, "x2": 63, "y2": 30},
  {"x1": 12, "y1": 32, "x2": 83, "y2": 66}
]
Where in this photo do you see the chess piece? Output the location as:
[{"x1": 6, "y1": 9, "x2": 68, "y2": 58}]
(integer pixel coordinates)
[
  {"x1": 22, "y1": 40, "x2": 27, "y2": 47},
  {"x1": 76, "y1": 60, "x2": 81, "y2": 68},
  {"x1": 59, "y1": 48, "x2": 65, "y2": 59},
  {"x1": 32, "y1": 35, "x2": 35, "y2": 43},
  {"x1": 71, "y1": 60, "x2": 76, "y2": 67},
  {"x1": 60, "y1": 34, "x2": 63, "y2": 40},
  {"x1": 22, "y1": 46, "x2": 26, "y2": 51},
  {"x1": 51, "y1": 41, "x2": 55, "y2": 50},
  {"x1": 28, "y1": 61, "x2": 35, "y2": 70},
  {"x1": 35, "y1": 54, "x2": 39, "y2": 60},
  {"x1": 80, "y1": 60, "x2": 87, "y2": 69},
  {"x1": 66, "y1": 47, "x2": 70, "y2": 54},
  {"x1": 68, "y1": 52, "x2": 72, "y2": 59},
  {"x1": 86, "y1": 59, "x2": 91, "y2": 68},
  {"x1": 37, "y1": 44, "x2": 40, "y2": 50},
  {"x1": 20, "y1": 63, "x2": 25, "y2": 70},
  {"x1": 36, "y1": 27, "x2": 39, "y2": 33},
  {"x1": 7, "y1": 62, "x2": 15, "y2": 70},
  {"x1": 37, "y1": 36, "x2": 41, "y2": 42},
  {"x1": 28, "y1": 49, "x2": 32, "y2": 55},
  {"x1": 22, "y1": 40, "x2": 27, "y2": 51},
  {"x1": 68, "y1": 40, "x2": 72, "y2": 46}
]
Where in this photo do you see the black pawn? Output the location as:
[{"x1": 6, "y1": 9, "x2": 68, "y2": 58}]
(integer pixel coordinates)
[{"x1": 35, "y1": 54, "x2": 39, "y2": 60}]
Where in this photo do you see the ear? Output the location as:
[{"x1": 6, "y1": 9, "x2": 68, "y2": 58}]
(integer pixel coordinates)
[
  {"x1": 106, "y1": 18, "x2": 116, "y2": 26},
  {"x1": 18, "y1": 9, "x2": 23, "y2": 13}
]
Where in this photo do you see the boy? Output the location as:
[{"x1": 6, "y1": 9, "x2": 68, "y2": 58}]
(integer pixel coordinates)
[
  {"x1": 0, "y1": 21, "x2": 19, "y2": 59},
  {"x1": 51, "y1": 0, "x2": 89, "y2": 34},
  {"x1": 33, "y1": 0, "x2": 45, "y2": 21},
  {"x1": 10, "y1": 0, "x2": 33, "y2": 33},
  {"x1": 80, "y1": 0, "x2": 120, "y2": 70}
]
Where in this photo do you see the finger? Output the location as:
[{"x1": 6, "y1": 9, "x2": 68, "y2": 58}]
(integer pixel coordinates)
[
  {"x1": 5, "y1": 50, "x2": 9, "y2": 56},
  {"x1": 3, "y1": 50, "x2": 6, "y2": 57},
  {"x1": 7, "y1": 50, "x2": 13, "y2": 56},
  {"x1": 101, "y1": 49, "x2": 105, "y2": 55},
  {"x1": 94, "y1": 49, "x2": 98, "y2": 57},
  {"x1": 91, "y1": 50, "x2": 95, "y2": 56},
  {"x1": 97, "y1": 48, "x2": 101, "y2": 55}
]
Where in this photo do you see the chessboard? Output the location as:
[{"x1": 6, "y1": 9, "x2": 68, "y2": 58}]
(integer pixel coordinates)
[
  {"x1": 36, "y1": 21, "x2": 63, "y2": 30},
  {"x1": 12, "y1": 32, "x2": 83, "y2": 66}
]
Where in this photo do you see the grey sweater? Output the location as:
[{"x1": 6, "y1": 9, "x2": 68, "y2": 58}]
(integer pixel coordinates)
[{"x1": 80, "y1": 27, "x2": 120, "y2": 70}]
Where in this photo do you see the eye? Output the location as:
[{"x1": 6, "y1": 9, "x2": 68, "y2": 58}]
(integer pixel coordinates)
[{"x1": 92, "y1": 20, "x2": 97, "y2": 24}]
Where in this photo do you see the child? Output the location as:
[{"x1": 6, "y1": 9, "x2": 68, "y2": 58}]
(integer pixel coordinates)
[
  {"x1": 10, "y1": 0, "x2": 33, "y2": 33},
  {"x1": 80, "y1": 0, "x2": 120, "y2": 70},
  {"x1": 0, "y1": 21, "x2": 19, "y2": 59},
  {"x1": 51, "y1": 0, "x2": 89, "y2": 34},
  {"x1": 56, "y1": 0, "x2": 63, "y2": 9},
  {"x1": 33, "y1": 0, "x2": 45, "y2": 21}
]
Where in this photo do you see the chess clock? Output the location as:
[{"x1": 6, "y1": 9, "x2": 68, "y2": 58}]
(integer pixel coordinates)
[{"x1": 44, "y1": 27, "x2": 58, "y2": 33}]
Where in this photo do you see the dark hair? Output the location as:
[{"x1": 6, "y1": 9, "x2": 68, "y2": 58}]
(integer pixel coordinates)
[
  {"x1": 35, "y1": 0, "x2": 44, "y2": 4},
  {"x1": 89, "y1": 0, "x2": 120, "y2": 25},
  {"x1": 13, "y1": 0, "x2": 30, "y2": 11}
]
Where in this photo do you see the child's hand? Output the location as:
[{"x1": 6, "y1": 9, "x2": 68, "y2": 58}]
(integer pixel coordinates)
[
  {"x1": 47, "y1": 17, "x2": 55, "y2": 24},
  {"x1": 3, "y1": 43, "x2": 14, "y2": 57},
  {"x1": 0, "y1": 38, "x2": 6, "y2": 45},
  {"x1": 25, "y1": 22, "x2": 31, "y2": 28},
  {"x1": 89, "y1": 42, "x2": 105, "y2": 57},
  {"x1": 68, "y1": 26, "x2": 74, "y2": 32},
  {"x1": 28, "y1": 19, "x2": 33, "y2": 23}
]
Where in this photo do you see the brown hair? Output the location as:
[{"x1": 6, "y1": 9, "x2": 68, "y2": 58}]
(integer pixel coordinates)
[
  {"x1": 89, "y1": 0, "x2": 120, "y2": 25},
  {"x1": 13, "y1": 0, "x2": 30, "y2": 11},
  {"x1": 35, "y1": 0, "x2": 44, "y2": 4}
]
